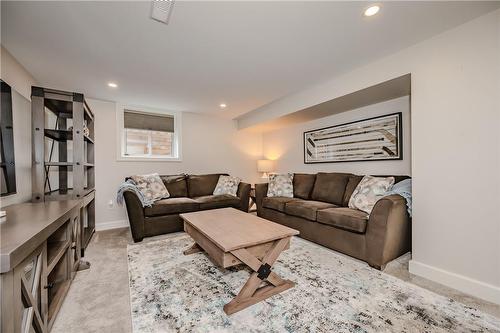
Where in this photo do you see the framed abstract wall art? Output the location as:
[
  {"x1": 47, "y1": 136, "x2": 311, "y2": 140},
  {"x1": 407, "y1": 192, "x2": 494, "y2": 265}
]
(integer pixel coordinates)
[{"x1": 304, "y1": 112, "x2": 403, "y2": 163}]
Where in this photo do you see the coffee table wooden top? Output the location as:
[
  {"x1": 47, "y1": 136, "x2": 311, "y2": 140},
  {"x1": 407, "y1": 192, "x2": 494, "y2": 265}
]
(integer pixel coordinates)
[{"x1": 180, "y1": 208, "x2": 299, "y2": 252}]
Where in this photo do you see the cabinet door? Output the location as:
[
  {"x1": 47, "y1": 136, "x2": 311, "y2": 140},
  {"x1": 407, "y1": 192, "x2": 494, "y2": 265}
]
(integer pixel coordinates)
[{"x1": 15, "y1": 245, "x2": 46, "y2": 333}]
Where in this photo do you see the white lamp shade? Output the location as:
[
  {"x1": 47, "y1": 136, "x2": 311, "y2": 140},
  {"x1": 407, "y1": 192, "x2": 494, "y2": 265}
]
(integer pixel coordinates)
[{"x1": 257, "y1": 159, "x2": 275, "y2": 172}]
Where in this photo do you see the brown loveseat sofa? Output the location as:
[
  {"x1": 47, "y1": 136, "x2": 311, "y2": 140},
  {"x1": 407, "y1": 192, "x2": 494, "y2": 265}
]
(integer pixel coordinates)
[
  {"x1": 123, "y1": 173, "x2": 251, "y2": 242},
  {"x1": 256, "y1": 172, "x2": 410, "y2": 269}
]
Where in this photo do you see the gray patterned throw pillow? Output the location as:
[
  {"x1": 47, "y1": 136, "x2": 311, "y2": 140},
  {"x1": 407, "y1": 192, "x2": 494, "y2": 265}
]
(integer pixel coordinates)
[
  {"x1": 213, "y1": 175, "x2": 241, "y2": 196},
  {"x1": 349, "y1": 175, "x2": 395, "y2": 214},
  {"x1": 130, "y1": 173, "x2": 170, "y2": 201},
  {"x1": 267, "y1": 173, "x2": 294, "y2": 198}
]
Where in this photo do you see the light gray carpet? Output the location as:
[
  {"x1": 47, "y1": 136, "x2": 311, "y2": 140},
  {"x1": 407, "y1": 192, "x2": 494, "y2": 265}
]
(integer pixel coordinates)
[{"x1": 127, "y1": 234, "x2": 500, "y2": 333}]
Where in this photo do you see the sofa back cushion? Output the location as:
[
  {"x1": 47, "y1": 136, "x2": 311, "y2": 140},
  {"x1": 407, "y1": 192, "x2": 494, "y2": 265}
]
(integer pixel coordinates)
[
  {"x1": 293, "y1": 173, "x2": 316, "y2": 200},
  {"x1": 160, "y1": 174, "x2": 188, "y2": 198},
  {"x1": 310, "y1": 172, "x2": 351, "y2": 205},
  {"x1": 188, "y1": 173, "x2": 228, "y2": 198},
  {"x1": 342, "y1": 175, "x2": 364, "y2": 207}
]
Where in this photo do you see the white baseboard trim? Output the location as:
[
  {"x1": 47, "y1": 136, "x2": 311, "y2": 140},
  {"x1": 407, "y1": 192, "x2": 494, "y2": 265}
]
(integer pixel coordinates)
[
  {"x1": 95, "y1": 219, "x2": 129, "y2": 231},
  {"x1": 409, "y1": 260, "x2": 500, "y2": 305}
]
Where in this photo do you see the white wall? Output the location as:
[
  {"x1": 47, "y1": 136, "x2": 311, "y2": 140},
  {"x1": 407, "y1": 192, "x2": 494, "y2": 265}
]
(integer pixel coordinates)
[
  {"x1": 89, "y1": 98, "x2": 262, "y2": 229},
  {"x1": 0, "y1": 46, "x2": 35, "y2": 100},
  {"x1": 252, "y1": 10, "x2": 500, "y2": 303},
  {"x1": 263, "y1": 96, "x2": 411, "y2": 176},
  {"x1": 0, "y1": 46, "x2": 36, "y2": 207}
]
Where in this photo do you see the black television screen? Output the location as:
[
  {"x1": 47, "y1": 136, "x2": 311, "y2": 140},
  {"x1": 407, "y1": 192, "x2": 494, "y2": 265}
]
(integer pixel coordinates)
[{"x1": 1, "y1": 80, "x2": 16, "y2": 196}]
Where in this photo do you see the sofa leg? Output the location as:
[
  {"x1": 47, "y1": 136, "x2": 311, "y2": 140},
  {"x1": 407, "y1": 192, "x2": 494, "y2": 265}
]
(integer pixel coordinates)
[
  {"x1": 132, "y1": 237, "x2": 144, "y2": 243},
  {"x1": 368, "y1": 263, "x2": 384, "y2": 271}
]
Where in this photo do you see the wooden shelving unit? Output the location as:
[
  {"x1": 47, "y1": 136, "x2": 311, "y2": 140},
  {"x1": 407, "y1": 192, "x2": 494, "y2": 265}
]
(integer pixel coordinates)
[{"x1": 31, "y1": 86, "x2": 96, "y2": 256}]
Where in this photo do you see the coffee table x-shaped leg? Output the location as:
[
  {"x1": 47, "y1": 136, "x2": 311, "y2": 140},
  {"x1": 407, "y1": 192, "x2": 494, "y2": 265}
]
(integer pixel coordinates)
[{"x1": 223, "y1": 236, "x2": 295, "y2": 315}]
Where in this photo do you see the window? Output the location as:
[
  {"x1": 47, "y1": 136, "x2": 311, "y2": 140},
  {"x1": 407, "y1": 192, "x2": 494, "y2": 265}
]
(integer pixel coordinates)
[
  {"x1": 118, "y1": 106, "x2": 181, "y2": 161},
  {"x1": 124, "y1": 128, "x2": 173, "y2": 156}
]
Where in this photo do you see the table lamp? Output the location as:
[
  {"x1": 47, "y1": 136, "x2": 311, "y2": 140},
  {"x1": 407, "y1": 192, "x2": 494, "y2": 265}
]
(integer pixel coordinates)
[{"x1": 257, "y1": 159, "x2": 275, "y2": 179}]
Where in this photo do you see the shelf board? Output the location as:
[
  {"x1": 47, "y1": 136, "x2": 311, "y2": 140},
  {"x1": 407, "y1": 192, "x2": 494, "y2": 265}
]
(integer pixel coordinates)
[
  {"x1": 44, "y1": 162, "x2": 94, "y2": 168},
  {"x1": 44, "y1": 98, "x2": 94, "y2": 122},
  {"x1": 0, "y1": 162, "x2": 14, "y2": 167},
  {"x1": 45, "y1": 99, "x2": 73, "y2": 118},
  {"x1": 47, "y1": 240, "x2": 70, "y2": 273},
  {"x1": 44, "y1": 129, "x2": 94, "y2": 144},
  {"x1": 44, "y1": 129, "x2": 70, "y2": 141},
  {"x1": 45, "y1": 162, "x2": 72, "y2": 167}
]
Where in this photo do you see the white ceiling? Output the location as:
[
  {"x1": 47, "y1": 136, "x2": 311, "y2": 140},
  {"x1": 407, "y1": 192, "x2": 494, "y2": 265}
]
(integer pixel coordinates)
[{"x1": 2, "y1": 1, "x2": 498, "y2": 118}]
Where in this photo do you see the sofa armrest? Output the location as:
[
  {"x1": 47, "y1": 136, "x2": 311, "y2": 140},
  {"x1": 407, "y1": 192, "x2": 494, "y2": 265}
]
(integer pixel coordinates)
[
  {"x1": 123, "y1": 190, "x2": 146, "y2": 242},
  {"x1": 365, "y1": 194, "x2": 411, "y2": 269},
  {"x1": 255, "y1": 183, "x2": 269, "y2": 216},
  {"x1": 236, "y1": 182, "x2": 251, "y2": 212}
]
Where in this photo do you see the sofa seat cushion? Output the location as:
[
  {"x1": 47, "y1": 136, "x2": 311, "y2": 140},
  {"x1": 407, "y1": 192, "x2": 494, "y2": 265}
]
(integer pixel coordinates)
[
  {"x1": 193, "y1": 194, "x2": 240, "y2": 210},
  {"x1": 262, "y1": 197, "x2": 299, "y2": 212},
  {"x1": 316, "y1": 207, "x2": 368, "y2": 233},
  {"x1": 284, "y1": 200, "x2": 337, "y2": 221},
  {"x1": 145, "y1": 197, "x2": 199, "y2": 217}
]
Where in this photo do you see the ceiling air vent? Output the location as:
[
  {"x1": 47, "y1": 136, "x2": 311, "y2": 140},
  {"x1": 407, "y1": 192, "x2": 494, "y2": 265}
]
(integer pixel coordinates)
[{"x1": 151, "y1": 0, "x2": 175, "y2": 25}]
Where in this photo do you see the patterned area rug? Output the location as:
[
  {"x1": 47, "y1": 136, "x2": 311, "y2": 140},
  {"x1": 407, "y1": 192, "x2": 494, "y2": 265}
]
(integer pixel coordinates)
[{"x1": 127, "y1": 234, "x2": 500, "y2": 333}]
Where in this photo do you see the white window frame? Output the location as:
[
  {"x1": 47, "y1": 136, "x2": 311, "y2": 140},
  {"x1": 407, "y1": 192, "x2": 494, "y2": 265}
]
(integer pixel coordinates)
[{"x1": 116, "y1": 104, "x2": 182, "y2": 162}]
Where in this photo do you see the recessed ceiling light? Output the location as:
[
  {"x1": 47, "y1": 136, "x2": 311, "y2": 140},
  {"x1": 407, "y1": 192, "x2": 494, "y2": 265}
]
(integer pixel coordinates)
[
  {"x1": 219, "y1": 103, "x2": 227, "y2": 109},
  {"x1": 108, "y1": 82, "x2": 118, "y2": 88},
  {"x1": 364, "y1": 5, "x2": 380, "y2": 17}
]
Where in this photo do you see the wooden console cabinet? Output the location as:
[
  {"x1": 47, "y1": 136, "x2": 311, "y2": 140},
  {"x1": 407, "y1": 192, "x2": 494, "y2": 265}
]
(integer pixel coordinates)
[{"x1": 0, "y1": 200, "x2": 83, "y2": 332}]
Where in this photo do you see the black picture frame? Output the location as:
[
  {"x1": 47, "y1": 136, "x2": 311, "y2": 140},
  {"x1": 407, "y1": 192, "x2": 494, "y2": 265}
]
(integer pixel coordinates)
[{"x1": 303, "y1": 112, "x2": 403, "y2": 164}]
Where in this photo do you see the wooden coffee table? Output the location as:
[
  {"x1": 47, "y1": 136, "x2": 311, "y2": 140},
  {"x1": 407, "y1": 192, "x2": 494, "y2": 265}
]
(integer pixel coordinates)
[{"x1": 180, "y1": 207, "x2": 299, "y2": 315}]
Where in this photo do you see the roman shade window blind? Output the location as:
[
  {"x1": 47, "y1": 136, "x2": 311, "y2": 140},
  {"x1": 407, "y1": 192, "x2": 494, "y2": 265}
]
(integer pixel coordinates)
[{"x1": 124, "y1": 110, "x2": 174, "y2": 132}]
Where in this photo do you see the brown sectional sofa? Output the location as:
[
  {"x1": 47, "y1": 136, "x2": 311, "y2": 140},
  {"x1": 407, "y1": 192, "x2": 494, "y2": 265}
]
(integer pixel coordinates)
[
  {"x1": 123, "y1": 173, "x2": 251, "y2": 242},
  {"x1": 256, "y1": 172, "x2": 411, "y2": 269}
]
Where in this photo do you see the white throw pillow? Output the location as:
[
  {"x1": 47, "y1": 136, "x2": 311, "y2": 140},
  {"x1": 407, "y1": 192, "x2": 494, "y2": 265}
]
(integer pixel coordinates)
[
  {"x1": 213, "y1": 175, "x2": 241, "y2": 196},
  {"x1": 349, "y1": 175, "x2": 395, "y2": 214},
  {"x1": 267, "y1": 173, "x2": 294, "y2": 198},
  {"x1": 130, "y1": 173, "x2": 170, "y2": 201}
]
